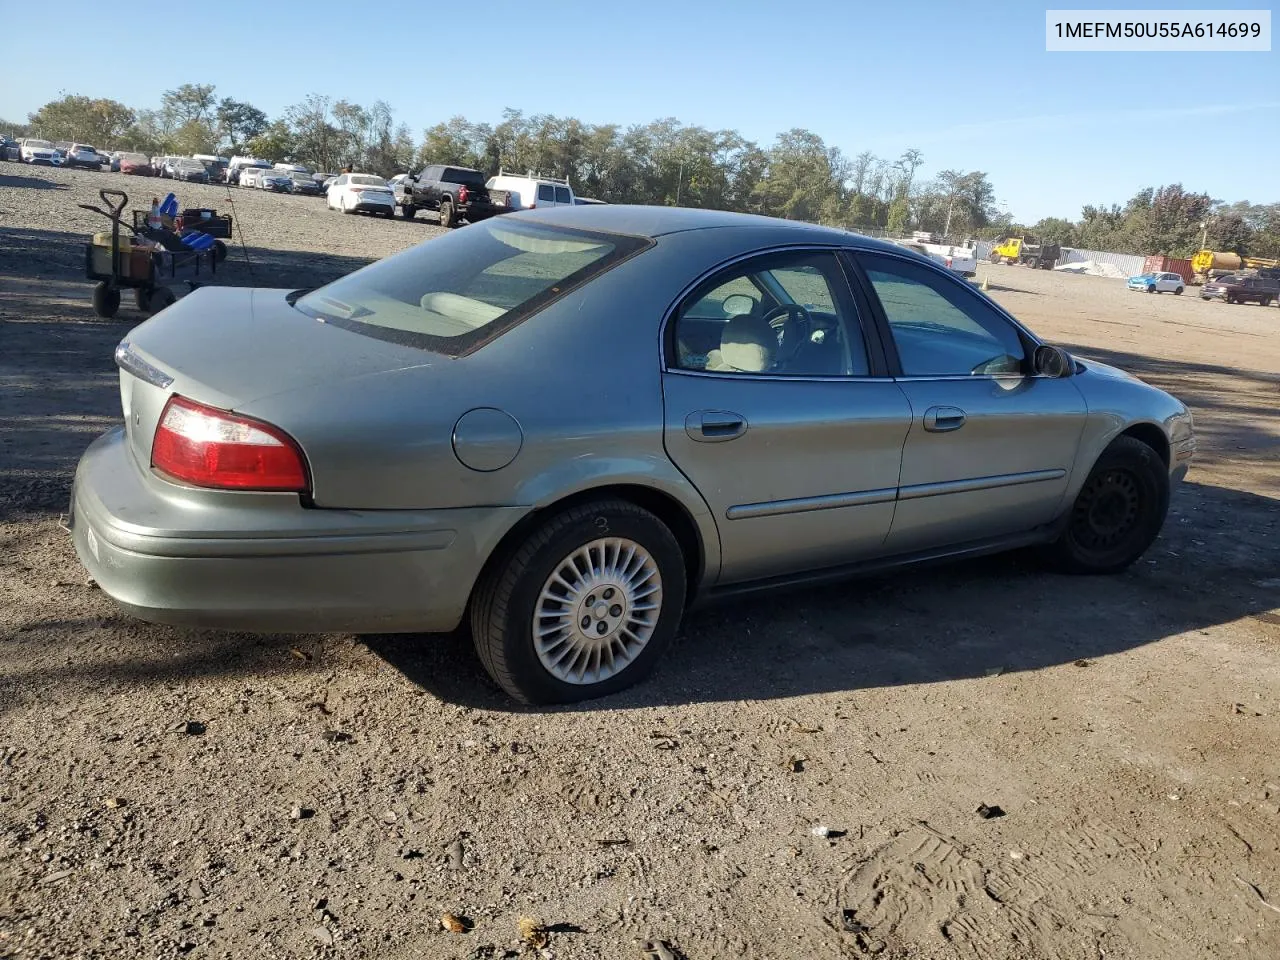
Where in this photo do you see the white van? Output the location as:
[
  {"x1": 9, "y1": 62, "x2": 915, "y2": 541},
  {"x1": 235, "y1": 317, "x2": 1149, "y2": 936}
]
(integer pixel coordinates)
[{"x1": 485, "y1": 170, "x2": 575, "y2": 211}]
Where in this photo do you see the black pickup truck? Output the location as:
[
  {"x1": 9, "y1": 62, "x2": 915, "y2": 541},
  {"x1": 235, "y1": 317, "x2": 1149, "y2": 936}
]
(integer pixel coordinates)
[{"x1": 396, "y1": 164, "x2": 504, "y2": 227}]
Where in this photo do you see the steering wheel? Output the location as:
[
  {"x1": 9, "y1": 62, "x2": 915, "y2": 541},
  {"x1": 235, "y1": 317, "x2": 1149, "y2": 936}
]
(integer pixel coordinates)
[{"x1": 763, "y1": 304, "x2": 812, "y2": 370}]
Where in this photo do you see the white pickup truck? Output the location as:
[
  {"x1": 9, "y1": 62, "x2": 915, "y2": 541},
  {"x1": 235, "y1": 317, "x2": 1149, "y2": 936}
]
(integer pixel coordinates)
[
  {"x1": 920, "y1": 241, "x2": 978, "y2": 278},
  {"x1": 890, "y1": 238, "x2": 978, "y2": 278}
]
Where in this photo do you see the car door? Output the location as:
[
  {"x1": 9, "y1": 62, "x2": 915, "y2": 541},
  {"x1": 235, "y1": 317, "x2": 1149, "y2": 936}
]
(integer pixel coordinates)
[
  {"x1": 536, "y1": 183, "x2": 555, "y2": 208},
  {"x1": 1158, "y1": 273, "x2": 1177, "y2": 292},
  {"x1": 662, "y1": 248, "x2": 912, "y2": 584},
  {"x1": 850, "y1": 249, "x2": 1088, "y2": 553}
]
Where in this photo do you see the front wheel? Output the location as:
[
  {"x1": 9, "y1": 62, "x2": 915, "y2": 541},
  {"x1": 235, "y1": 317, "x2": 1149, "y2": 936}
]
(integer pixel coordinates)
[
  {"x1": 439, "y1": 199, "x2": 456, "y2": 228},
  {"x1": 1046, "y1": 436, "x2": 1169, "y2": 575},
  {"x1": 1174, "y1": 287, "x2": 1183, "y2": 295},
  {"x1": 1146, "y1": 285, "x2": 1156, "y2": 294},
  {"x1": 469, "y1": 500, "x2": 687, "y2": 704}
]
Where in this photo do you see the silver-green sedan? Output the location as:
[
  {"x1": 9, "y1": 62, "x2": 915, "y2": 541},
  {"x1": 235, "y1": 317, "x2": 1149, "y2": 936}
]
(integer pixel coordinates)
[{"x1": 69, "y1": 207, "x2": 1196, "y2": 703}]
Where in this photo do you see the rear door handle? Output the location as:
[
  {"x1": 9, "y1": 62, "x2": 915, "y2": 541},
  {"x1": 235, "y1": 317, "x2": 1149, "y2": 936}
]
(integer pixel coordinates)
[
  {"x1": 685, "y1": 410, "x2": 747, "y2": 442},
  {"x1": 923, "y1": 405, "x2": 966, "y2": 432}
]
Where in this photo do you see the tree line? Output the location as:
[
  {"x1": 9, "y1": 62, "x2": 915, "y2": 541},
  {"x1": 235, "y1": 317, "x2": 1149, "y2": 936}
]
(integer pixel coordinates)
[{"x1": 4, "y1": 86, "x2": 1277, "y2": 258}]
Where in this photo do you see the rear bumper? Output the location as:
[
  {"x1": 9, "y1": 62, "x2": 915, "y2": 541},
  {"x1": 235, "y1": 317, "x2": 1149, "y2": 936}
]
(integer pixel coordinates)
[
  {"x1": 69, "y1": 427, "x2": 527, "y2": 634},
  {"x1": 460, "y1": 204, "x2": 500, "y2": 222},
  {"x1": 354, "y1": 199, "x2": 394, "y2": 212}
]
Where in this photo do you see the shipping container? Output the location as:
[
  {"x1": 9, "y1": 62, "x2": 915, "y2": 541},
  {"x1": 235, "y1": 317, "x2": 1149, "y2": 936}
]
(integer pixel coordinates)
[{"x1": 1143, "y1": 255, "x2": 1194, "y2": 285}]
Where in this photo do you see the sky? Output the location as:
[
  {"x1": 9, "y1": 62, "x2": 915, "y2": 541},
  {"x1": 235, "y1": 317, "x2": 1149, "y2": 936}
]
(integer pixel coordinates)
[{"x1": 2, "y1": 0, "x2": 1276, "y2": 223}]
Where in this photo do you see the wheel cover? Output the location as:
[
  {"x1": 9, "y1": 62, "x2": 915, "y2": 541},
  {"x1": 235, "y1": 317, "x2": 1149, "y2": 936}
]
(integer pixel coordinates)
[
  {"x1": 533, "y1": 537, "x2": 663, "y2": 685},
  {"x1": 1071, "y1": 468, "x2": 1142, "y2": 550}
]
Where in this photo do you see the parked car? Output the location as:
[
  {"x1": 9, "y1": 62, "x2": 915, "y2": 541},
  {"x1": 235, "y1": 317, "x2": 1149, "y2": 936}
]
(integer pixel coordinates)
[
  {"x1": 398, "y1": 164, "x2": 501, "y2": 227},
  {"x1": 193, "y1": 154, "x2": 229, "y2": 182},
  {"x1": 239, "y1": 166, "x2": 269, "y2": 189},
  {"x1": 257, "y1": 169, "x2": 294, "y2": 192},
  {"x1": 69, "y1": 206, "x2": 1196, "y2": 704},
  {"x1": 0, "y1": 135, "x2": 15, "y2": 161},
  {"x1": 1126, "y1": 271, "x2": 1185, "y2": 295},
  {"x1": 313, "y1": 172, "x2": 336, "y2": 191},
  {"x1": 19, "y1": 138, "x2": 60, "y2": 165},
  {"x1": 227, "y1": 156, "x2": 271, "y2": 185},
  {"x1": 63, "y1": 144, "x2": 102, "y2": 169},
  {"x1": 327, "y1": 173, "x2": 395, "y2": 216},
  {"x1": 119, "y1": 152, "x2": 154, "y2": 176},
  {"x1": 171, "y1": 158, "x2": 211, "y2": 183},
  {"x1": 486, "y1": 171, "x2": 574, "y2": 211},
  {"x1": 1200, "y1": 274, "x2": 1278, "y2": 305},
  {"x1": 289, "y1": 171, "x2": 322, "y2": 196}
]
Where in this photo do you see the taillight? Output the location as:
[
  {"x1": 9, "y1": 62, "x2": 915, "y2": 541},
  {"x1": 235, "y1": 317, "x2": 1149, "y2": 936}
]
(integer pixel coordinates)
[
  {"x1": 458, "y1": 185, "x2": 470, "y2": 203},
  {"x1": 945, "y1": 257, "x2": 953, "y2": 267},
  {"x1": 151, "y1": 395, "x2": 309, "y2": 492}
]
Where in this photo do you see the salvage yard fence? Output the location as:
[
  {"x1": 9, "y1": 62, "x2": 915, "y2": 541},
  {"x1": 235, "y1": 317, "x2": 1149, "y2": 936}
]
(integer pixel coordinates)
[{"x1": 969, "y1": 241, "x2": 1146, "y2": 277}]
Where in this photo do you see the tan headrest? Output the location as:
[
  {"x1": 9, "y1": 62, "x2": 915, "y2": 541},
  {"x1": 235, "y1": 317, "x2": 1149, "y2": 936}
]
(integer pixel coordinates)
[{"x1": 717, "y1": 314, "x2": 776, "y2": 373}]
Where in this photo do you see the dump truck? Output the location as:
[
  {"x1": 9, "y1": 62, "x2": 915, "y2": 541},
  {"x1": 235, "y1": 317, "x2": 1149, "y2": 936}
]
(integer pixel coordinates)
[{"x1": 988, "y1": 236, "x2": 1061, "y2": 269}]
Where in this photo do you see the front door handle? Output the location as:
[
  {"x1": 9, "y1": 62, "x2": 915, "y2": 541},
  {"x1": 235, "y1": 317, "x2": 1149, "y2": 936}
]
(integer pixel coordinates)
[
  {"x1": 685, "y1": 410, "x2": 747, "y2": 442},
  {"x1": 923, "y1": 405, "x2": 966, "y2": 433}
]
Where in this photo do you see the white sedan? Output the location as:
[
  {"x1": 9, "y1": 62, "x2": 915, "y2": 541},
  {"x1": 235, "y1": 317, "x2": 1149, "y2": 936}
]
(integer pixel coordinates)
[{"x1": 326, "y1": 174, "x2": 396, "y2": 217}]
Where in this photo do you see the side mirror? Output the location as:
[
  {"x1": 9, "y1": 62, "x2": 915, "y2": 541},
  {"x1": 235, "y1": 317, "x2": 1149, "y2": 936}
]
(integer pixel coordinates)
[{"x1": 1033, "y1": 344, "x2": 1073, "y2": 378}]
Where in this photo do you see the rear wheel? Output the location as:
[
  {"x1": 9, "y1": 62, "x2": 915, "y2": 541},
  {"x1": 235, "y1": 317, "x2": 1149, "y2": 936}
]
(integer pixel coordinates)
[
  {"x1": 212, "y1": 240, "x2": 228, "y2": 264},
  {"x1": 469, "y1": 499, "x2": 687, "y2": 704},
  {"x1": 439, "y1": 199, "x2": 456, "y2": 228},
  {"x1": 400, "y1": 204, "x2": 416, "y2": 219},
  {"x1": 1174, "y1": 286, "x2": 1183, "y2": 295},
  {"x1": 1027, "y1": 257, "x2": 1039, "y2": 269},
  {"x1": 988, "y1": 253, "x2": 1002, "y2": 264},
  {"x1": 1047, "y1": 436, "x2": 1168, "y2": 575}
]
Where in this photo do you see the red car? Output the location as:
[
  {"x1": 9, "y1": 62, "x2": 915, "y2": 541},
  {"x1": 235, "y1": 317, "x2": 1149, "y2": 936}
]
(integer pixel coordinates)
[{"x1": 119, "y1": 153, "x2": 154, "y2": 176}]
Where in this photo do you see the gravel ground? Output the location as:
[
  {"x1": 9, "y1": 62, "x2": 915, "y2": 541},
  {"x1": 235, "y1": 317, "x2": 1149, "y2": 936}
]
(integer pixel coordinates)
[{"x1": 2, "y1": 164, "x2": 1279, "y2": 960}]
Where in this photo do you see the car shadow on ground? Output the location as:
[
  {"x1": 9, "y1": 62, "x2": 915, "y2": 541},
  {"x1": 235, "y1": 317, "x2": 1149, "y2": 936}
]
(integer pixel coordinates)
[
  {"x1": 0, "y1": 172, "x2": 69, "y2": 192},
  {"x1": 366, "y1": 478, "x2": 1280, "y2": 712}
]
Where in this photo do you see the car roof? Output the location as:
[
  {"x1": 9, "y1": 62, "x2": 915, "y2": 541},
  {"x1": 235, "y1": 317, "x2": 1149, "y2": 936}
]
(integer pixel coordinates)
[{"x1": 515, "y1": 204, "x2": 906, "y2": 252}]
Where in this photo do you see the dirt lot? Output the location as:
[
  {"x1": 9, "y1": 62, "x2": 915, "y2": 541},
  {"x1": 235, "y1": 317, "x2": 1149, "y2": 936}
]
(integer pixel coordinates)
[{"x1": 2, "y1": 165, "x2": 1278, "y2": 960}]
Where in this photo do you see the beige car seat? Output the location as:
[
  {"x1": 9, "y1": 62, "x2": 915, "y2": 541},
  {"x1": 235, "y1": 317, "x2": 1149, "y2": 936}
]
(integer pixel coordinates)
[{"x1": 704, "y1": 314, "x2": 777, "y2": 373}]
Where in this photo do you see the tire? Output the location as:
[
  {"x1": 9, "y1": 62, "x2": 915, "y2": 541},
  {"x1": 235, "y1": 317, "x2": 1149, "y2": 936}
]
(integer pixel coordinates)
[
  {"x1": 988, "y1": 253, "x2": 1002, "y2": 264},
  {"x1": 1047, "y1": 435, "x2": 1169, "y2": 575},
  {"x1": 439, "y1": 199, "x2": 456, "y2": 228},
  {"x1": 148, "y1": 286, "x2": 176, "y2": 313},
  {"x1": 1146, "y1": 285, "x2": 1156, "y2": 294},
  {"x1": 1262, "y1": 297, "x2": 1274, "y2": 307},
  {"x1": 384, "y1": 209, "x2": 395, "y2": 219},
  {"x1": 91, "y1": 282, "x2": 120, "y2": 319},
  {"x1": 469, "y1": 499, "x2": 688, "y2": 704},
  {"x1": 340, "y1": 196, "x2": 351, "y2": 214},
  {"x1": 400, "y1": 204, "x2": 416, "y2": 219},
  {"x1": 1174, "y1": 287, "x2": 1183, "y2": 295},
  {"x1": 212, "y1": 240, "x2": 228, "y2": 264},
  {"x1": 134, "y1": 287, "x2": 151, "y2": 312},
  {"x1": 1027, "y1": 257, "x2": 1039, "y2": 269}
]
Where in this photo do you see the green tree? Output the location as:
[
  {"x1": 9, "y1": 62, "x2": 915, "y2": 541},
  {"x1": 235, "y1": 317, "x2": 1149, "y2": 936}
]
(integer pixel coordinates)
[
  {"x1": 27, "y1": 95, "x2": 135, "y2": 146},
  {"x1": 886, "y1": 197, "x2": 910, "y2": 233},
  {"x1": 216, "y1": 98, "x2": 268, "y2": 153},
  {"x1": 245, "y1": 121, "x2": 295, "y2": 164},
  {"x1": 161, "y1": 83, "x2": 217, "y2": 127},
  {"x1": 1030, "y1": 216, "x2": 1078, "y2": 246}
]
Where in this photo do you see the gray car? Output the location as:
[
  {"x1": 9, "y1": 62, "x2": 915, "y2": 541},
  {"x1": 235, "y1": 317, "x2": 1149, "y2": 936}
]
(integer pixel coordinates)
[{"x1": 69, "y1": 207, "x2": 1196, "y2": 703}]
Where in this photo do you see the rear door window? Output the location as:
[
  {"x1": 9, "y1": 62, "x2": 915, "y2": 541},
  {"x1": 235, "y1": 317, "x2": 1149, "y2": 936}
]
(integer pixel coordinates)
[
  {"x1": 555, "y1": 186, "x2": 572, "y2": 204},
  {"x1": 537, "y1": 184, "x2": 555, "y2": 203}
]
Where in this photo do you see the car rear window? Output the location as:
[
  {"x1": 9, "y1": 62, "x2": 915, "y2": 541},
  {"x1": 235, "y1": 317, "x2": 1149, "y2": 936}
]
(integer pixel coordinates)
[
  {"x1": 349, "y1": 175, "x2": 385, "y2": 186},
  {"x1": 292, "y1": 219, "x2": 652, "y2": 357}
]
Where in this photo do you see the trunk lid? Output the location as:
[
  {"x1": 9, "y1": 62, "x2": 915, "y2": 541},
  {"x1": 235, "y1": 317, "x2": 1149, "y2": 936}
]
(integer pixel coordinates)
[{"x1": 118, "y1": 286, "x2": 437, "y2": 468}]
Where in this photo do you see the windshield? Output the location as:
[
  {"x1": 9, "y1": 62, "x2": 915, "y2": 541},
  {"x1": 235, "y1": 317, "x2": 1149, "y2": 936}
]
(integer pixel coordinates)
[
  {"x1": 293, "y1": 219, "x2": 652, "y2": 356},
  {"x1": 350, "y1": 175, "x2": 386, "y2": 187},
  {"x1": 26, "y1": 140, "x2": 53, "y2": 149}
]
